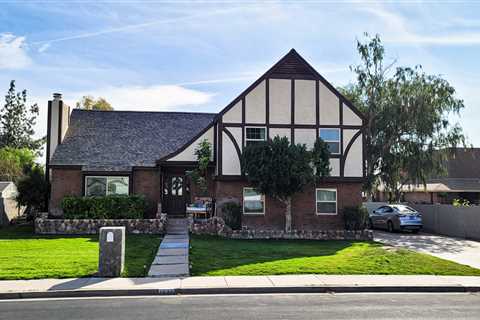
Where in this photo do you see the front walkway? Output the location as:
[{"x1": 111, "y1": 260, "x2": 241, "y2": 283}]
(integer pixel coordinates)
[
  {"x1": 374, "y1": 231, "x2": 480, "y2": 269},
  {"x1": 148, "y1": 218, "x2": 189, "y2": 277}
]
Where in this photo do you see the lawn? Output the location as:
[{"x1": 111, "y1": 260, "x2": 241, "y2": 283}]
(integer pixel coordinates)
[
  {"x1": 0, "y1": 225, "x2": 161, "y2": 280},
  {"x1": 190, "y1": 235, "x2": 480, "y2": 276}
]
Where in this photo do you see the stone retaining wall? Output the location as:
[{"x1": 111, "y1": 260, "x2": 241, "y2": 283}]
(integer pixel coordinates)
[
  {"x1": 189, "y1": 216, "x2": 373, "y2": 241},
  {"x1": 35, "y1": 217, "x2": 167, "y2": 235}
]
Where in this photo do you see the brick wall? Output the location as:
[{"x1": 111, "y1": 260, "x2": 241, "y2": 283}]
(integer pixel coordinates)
[
  {"x1": 49, "y1": 168, "x2": 83, "y2": 216},
  {"x1": 215, "y1": 179, "x2": 362, "y2": 231},
  {"x1": 132, "y1": 169, "x2": 160, "y2": 217}
]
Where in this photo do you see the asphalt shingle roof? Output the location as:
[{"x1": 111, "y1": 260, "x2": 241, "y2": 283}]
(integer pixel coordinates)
[{"x1": 50, "y1": 109, "x2": 216, "y2": 171}]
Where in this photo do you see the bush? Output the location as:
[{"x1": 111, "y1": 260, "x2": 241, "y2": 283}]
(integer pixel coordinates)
[
  {"x1": 344, "y1": 206, "x2": 369, "y2": 230},
  {"x1": 16, "y1": 164, "x2": 49, "y2": 219},
  {"x1": 222, "y1": 201, "x2": 242, "y2": 230},
  {"x1": 61, "y1": 195, "x2": 146, "y2": 219}
]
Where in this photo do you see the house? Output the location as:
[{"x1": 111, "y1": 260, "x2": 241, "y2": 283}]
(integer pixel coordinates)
[
  {"x1": 0, "y1": 181, "x2": 23, "y2": 226},
  {"x1": 46, "y1": 49, "x2": 366, "y2": 230},
  {"x1": 376, "y1": 148, "x2": 480, "y2": 205}
]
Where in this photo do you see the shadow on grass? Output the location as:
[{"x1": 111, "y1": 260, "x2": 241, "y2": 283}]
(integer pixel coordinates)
[{"x1": 189, "y1": 235, "x2": 371, "y2": 275}]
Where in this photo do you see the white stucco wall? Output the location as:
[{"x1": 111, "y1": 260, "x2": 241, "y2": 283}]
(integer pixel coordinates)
[
  {"x1": 294, "y1": 79, "x2": 316, "y2": 125},
  {"x1": 168, "y1": 127, "x2": 214, "y2": 161},
  {"x1": 329, "y1": 158, "x2": 340, "y2": 177},
  {"x1": 223, "y1": 101, "x2": 242, "y2": 123},
  {"x1": 343, "y1": 103, "x2": 362, "y2": 126},
  {"x1": 245, "y1": 80, "x2": 266, "y2": 124},
  {"x1": 319, "y1": 82, "x2": 339, "y2": 125},
  {"x1": 269, "y1": 79, "x2": 291, "y2": 124},
  {"x1": 294, "y1": 128, "x2": 316, "y2": 149},
  {"x1": 269, "y1": 127, "x2": 291, "y2": 141},
  {"x1": 222, "y1": 128, "x2": 242, "y2": 175},
  {"x1": 343, "y1": 129, "x2": 363, "y2": 177}
]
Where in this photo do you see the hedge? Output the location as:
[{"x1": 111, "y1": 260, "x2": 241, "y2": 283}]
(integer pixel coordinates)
[{"x1": 61, "y1": 195, "x2": 147, "y2": 219}]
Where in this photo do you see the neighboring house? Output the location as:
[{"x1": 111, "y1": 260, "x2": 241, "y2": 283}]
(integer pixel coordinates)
[
  {"x1": 46, "y1": 49, "x2": 366, "y2": 230},
  {"x1": 0, "y1": 182, "x2": 22, "y2": 226},
  {"x1": 376, "y1": 148, "x2": 480, "y2": 205}
]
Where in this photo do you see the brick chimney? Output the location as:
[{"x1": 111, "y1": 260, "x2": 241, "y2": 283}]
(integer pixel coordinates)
[{"x1": 46, "y1": 93, "x2": 70, "y2": 181}]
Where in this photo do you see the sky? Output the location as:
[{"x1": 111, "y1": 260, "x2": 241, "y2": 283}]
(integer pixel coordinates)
[{"x1": 1, "y1": 0, "x2": 480, "y2": 150}]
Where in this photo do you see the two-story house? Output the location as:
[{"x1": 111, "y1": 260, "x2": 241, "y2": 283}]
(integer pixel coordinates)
[{"x1": 46, "y1": 49, "x2": 366, "y2": 230}]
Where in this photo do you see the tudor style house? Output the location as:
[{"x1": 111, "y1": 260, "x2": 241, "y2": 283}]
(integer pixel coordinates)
[{"x1": 46, "y1": 49, "x2": 365, "y2": 230}]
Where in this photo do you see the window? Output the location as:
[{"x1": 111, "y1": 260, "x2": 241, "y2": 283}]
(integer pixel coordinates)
[
  {"x1": 316, "y1": 188, "x2": 337, "y2": 215},
  {"x1": 245, "y1": 127, "x2": 266, "y2": 146},
  {"x1": 319, "y1": 128, "x2": 340, "y2": 154},
  {"x1": 85, "y1": 176, "x2": 129, "y2": 196},
  {"x1": 243, "y1": 187, "x2": 265, "y2": 214}
]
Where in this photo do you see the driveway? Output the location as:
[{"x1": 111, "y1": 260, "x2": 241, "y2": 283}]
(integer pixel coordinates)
[{"x1": 374, "y1": 231, "x2": 480, "y2": 269}]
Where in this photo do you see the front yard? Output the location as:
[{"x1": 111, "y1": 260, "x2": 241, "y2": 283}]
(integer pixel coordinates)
[
  {"x1": 0, "y1": 225, "x2": 161, "y2": 280},
  {"x1": 190, "y1": 235, "x2": 480, "y2": 276}
]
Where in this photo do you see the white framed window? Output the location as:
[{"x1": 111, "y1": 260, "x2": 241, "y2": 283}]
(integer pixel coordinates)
[
  {"x1": 316, "y1": 188, "x2": 337, "y2": 215},
  {"x1": 319, "y1": 128, "x2": 341, "y2": 154},
  {"x1": 243, "y1": 187, "x2": 265, "y2": 215},
  {"x1": 245, "y1": 127, "x2": 267, "y2": 146},
  {"x1": 85, "y1": 176, "x2": 129, "y2": 196}
]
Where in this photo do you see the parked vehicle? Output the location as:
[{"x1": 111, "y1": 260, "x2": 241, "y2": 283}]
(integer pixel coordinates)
[{"x1": 368, "y1": 204, "x2": 423, "y2": 233}]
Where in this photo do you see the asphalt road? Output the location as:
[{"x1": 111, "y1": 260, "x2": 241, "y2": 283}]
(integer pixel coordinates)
[{"x1": 1, "y1": 293, "x2": 480, "y2": 320}]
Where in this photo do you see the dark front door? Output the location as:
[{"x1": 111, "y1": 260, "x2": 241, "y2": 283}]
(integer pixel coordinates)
[{"x1": 163, "y1": 175, "x2": 186, "y2": 215}]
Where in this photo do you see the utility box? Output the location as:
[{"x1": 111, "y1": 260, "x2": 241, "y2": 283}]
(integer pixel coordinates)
[{"x1": 98, "y1": 226, "x2": 125, "y2": 277}]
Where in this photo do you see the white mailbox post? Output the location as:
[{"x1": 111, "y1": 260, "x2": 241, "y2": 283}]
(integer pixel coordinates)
[{"x1": 98, "y1": 226, "x2": 125, "y2": 277}]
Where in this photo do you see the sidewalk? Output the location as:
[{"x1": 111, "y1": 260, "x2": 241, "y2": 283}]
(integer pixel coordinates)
[{"x1": 2, "y1": 275, "x2": 480, "y2": 299}]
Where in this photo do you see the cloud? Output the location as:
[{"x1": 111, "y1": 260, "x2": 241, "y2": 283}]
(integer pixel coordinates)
[
  {"x1": 38, "y1": 43, "x2": 50, "y2": 53},
  {"x1": 65, "y1": 84, "x2": 214, "y2": 111},
  {"x1": 0, "y1": 33, "x2": 32, "y2": 69},
  {"x1": 360, "y1": 5, "x2": 480, "y2": 46}
]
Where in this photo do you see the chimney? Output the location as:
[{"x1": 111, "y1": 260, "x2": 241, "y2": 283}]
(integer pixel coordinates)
[{"x1": 46, "y1": 93, "x2": 71, "y2": 180}]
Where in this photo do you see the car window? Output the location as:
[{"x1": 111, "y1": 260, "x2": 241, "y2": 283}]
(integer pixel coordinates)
[
  {"x1": 396, "y1": 206, "x2": 415, "y2": 213},
  {"x1": 383, "y1": 207, "x2": 394, "y2": 213},
  {"x1": 375, "y1": 206, "x2": 386, "y2": 213}
]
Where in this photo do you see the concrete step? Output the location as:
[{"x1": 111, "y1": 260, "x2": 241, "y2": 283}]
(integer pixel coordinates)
[
  {"x1": 152, "y1": 255, "x2": 188, "y2": 265},
  {"x1": 148, "y1": 264, "x2": 189, "y2": 277}
]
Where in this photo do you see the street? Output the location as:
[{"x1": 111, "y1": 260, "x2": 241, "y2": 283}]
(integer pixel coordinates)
[{"x1": 1, "y1": 293, "x2": 480, "y2": 319}]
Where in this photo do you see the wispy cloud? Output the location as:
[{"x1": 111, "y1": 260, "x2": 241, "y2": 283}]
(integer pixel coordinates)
[
  {"x1": 0, "y1": 33, "x2": 32, "y2": 69},
  {"x1": 64, "y1": 84, "x2": 214, "y2": 111},
  {"x1": 360, "y1": 5, "x2": 480, "y2": 46}
]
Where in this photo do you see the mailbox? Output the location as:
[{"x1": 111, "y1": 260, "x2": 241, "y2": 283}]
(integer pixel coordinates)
[{"x1": 98, "y1": 226, "x2": 125, "y2": 277}]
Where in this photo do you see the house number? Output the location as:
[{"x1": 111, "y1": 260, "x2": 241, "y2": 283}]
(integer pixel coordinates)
[{"x1": 106, "y1": 232, "x2": 114, "y2": 242}]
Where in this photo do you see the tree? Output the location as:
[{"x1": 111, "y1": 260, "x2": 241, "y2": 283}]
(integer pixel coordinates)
[
  {"x1": 76, "y1": 95, "x2": 113, "y2": 111},
  {"x1": 16, "y1": 164, "x2": 49, "y2": 217},
  {"x1": 242, "y1": 136, "x2": 330, "y2": 231},
  {"x1": 0, "y1": 80, "x2": 43, "y2": 152},
  {"x1": 341, "y1": 33, "x2": 466, "y2": 201},
  {"x1": 187, "y1": 139, "x2": 212, "y2": 196},
  {"x1": 0, "y1": 147, "x2": 35, "y2": 182}
]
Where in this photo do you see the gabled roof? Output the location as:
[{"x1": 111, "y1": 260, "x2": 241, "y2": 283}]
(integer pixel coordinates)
[{"x1": 50, "y1": 109, "x2": 216, "y2": 171}]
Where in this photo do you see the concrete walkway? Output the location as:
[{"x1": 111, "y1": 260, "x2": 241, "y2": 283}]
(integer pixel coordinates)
[
  {"x1": 374, "y1": 231, "x2": 480, "y2": 269},
  {"x1": 2, "y1": 275, "x2": 480, "y2": 299},
  {"x1": 148, "y1": 218, "x2": 189, "y2": 277}
]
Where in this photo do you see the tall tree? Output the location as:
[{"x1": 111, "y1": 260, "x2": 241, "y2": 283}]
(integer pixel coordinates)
[
  {"x1": 0, "y1": 147, "x2": 35, "y2": 182},
  {"x1": 76, "y1": 95, "x2": 113, "y2": 111},
  {"x1": 242, "y1": 136, "x2": 330, "y2": 231},
  {"x1": 341, "y1": 34, "x2": 466, "y2": 201},
  {"x1": 0, "y1": 80, "x2": 42, "y2": 152}
]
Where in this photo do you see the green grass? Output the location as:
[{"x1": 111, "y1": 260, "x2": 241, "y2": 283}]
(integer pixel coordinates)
[
  {"x1": 0, "y1": 225, "x2": 161, "y2": 280},
  {"x1": 190, "y1": 235, "x2": 480, "y2": 276}
]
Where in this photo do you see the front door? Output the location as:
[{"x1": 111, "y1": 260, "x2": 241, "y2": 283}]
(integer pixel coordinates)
[{"x1": 163, "y1": 175, "x2": 186, "y2": 215}]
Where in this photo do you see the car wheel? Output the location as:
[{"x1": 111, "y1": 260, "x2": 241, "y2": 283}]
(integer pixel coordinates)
[{"x1": 387, "y1": 221, "x2": 394, "y2": 233}]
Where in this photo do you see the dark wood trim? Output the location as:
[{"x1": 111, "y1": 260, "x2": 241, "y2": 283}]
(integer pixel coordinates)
[
  {"x1": 224, "y1": 123, "x2": 362, "y2": 130},
  {"x1": 214, "y1": 174, "x2": 363, "y2": 183},
  {"x1": 158, "y1": 161, "x2": 215, "y2": 167},
  {"x1": 315, "y1": 80, "x2": 320, "y2": 138},
  {"x1": 290, "y1": 79, "x2": 295, "y2": 143},
  {"x1": 214, "y1": 175, "x2": 245, "y2": 181},
  {"x1": 341, "y1": 129, "x2": 363, "y2": 177},
  {"x1": 57, "y1": 100, "x2": 63, "y2": 145},
  {"x1": 48, "y1": 164, "x2": 82, "y2": 170},
  {"x1": 218, "y1": 117, "x2": 223, "y2": 175},
  {"x1": 362, "y1": 129, "x2": 367, "y2": 178},
  {"x1": 266, "y1": 78, "x2": 270, "y2": 139},
  {"x1": 241, "y1": 98, "x2": 245, "y2": 148},
  {"x1": 339, "y1": 99, "x2": 344, "y2": 177},
  {"x1": 157, "y1": 122, "x2": 215, "y2": 162},
  {"x1": 45, "y1": 100, "x2": 52, "y2": 183},
  {"x1": 132, "y1": 166, "x2": 159, "y2": 171},
  {"x1": 268, "y1": 74, "x2": 317, "y2": 80},
  {"x1": 213, "y1": 122, "x2": 217, "y2": 167},
  {"x1": 222, "y1": 127, "x2": 243, "y2": 174}
]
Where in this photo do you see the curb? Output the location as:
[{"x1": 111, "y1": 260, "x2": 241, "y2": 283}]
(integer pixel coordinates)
[{"x1": 1, "y1": 286, "x2": 479, "y2": 300}]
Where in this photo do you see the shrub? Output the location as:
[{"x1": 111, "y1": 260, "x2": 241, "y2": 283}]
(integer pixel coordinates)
[
  {"x1": 344, "y1": 206, "x2": 369, "y2": 230},
  {"x1": 222, "y1": 201, "x2": 242, "y2": 230},
  {"x1": 61, "y1": 195, "x2": 146, "y2": 219},
  {"x1": 16, "y1": 164, "x2": 49, "y2": 219}
]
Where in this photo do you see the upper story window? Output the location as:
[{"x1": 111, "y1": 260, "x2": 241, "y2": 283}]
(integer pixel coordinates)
[
  {"x1": 319, "y1": 128, "x2": 340, "y2": 154},
  {"x1": 85, "y1": 176, "x2": 129, "y2": 196},
  {"x1": 245, "y1": 127, "x2": 266, "y2": 146}
]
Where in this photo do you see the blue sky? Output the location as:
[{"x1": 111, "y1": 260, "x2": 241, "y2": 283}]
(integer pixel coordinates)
[{"x1": 1, "y1": 1, "x2": 480, "y2": 146}]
